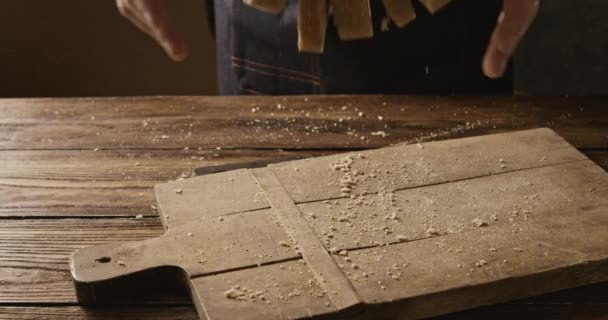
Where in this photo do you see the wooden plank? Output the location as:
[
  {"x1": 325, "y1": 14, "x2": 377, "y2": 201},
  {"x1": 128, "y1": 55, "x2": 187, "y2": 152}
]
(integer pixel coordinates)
[
  {"x1": 251, "y1": 169, "x2": 361, "y2": 311},
  {"x1": 70, "y1": 209, "x2": 298, "y2": 293},
  {"x1": 0, "y1": 178, "x2": 155, "y2": 217},
  {"x1": 0, "y1": 149, "x2": 320, "y2": 181},
  {"x1": 271, "y1": 128, "x2": 587, "y2": 203},
  {"x1": 0, "y1": 199, "x2": 605, "y2": 309},
  {"x1": 0, "y1": 149, "x2": 323, "y2": 182},
  {"x1": 0, "y1": 148, "x2": 600, "y2": 219},
  {"x1": 0, "y1": 149, "x2": 320, "y2": 218},
  {"x1": 192, "y1": 260, "x2": 338, "y2": 320},
  {"x1": 0, "y1": 218, "x2": 184, "y2": 304},
  {"x1": 298, "y1": 160, "x2": 605, "y2": 250},
  {"x1": 205, "y1": 159, "x2": 605, "y2": 319},
  {"x1": 0, "y1": 302, "x2": 607, "y2": 320},
  {"x1": 155, "y1": 169, "x2": 271, "y2": 228},
  {"x1": 438, "y1": 301, "x2": 608, "y2": 320},
  {"x1": 0, "y1": 96, "x2": 605, "y2": 319},
  {"x1": 1, "y1": 96, "x2": 602, "y2": 150},
  {"x1": 68, "y1": 130, "x2": 608, "y2": 320},
  {"x1": 321, "y1": 159, "x2": 608, "y2": 319},
  {"x1": 0, "y1": 306, "x2": 199, "y2": 320}
]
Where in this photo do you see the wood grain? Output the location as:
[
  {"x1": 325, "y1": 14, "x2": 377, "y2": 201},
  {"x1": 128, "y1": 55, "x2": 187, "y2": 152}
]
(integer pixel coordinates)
[
  {"x1": 0, "y1": 96, "x2": 605, "y2": 319},
  {"x1": 0, "y1": 219, "x2": 181, "y2": 304},
  {"x1": 251, "y1": 169, "x2": 361, "y2": 311},
  {"x1": 3, "y1": 216, "x2": 602, "y2": 308},
  {"x1": 0, "y1": 96, "x2": 604, "y2": 150},
  {"x1": 71, "y1": 130, "x2": 608, "y2": 320},
  {"x1": 272, "y1": 128, "x2": 586, "y2": 203},
  {"x1": 0, "y1": 149, "x2": 603, "y2": 219},
  {"x1": 0, "y1": 306, "x2": 199, "y2": 320},
  {"x1": 1, "y1": 300, "x2": 608, "y2": 320},
  {"x1": 0, "y1": 149, "x2": 321, "y2": 218}
]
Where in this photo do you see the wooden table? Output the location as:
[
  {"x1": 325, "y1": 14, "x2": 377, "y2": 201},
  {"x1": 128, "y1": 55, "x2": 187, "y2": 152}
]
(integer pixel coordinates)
[{"x1": 0, "y1": 96, "x2": 606, "y2": 319}]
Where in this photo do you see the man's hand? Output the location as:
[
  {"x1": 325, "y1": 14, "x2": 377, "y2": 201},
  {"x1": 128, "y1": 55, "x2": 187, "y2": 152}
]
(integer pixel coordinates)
[
  {"x1": 482, "y1": 0, "x2": 539, "y2": 78},
  {"x1": 116, "y1": 0, "x2": 189, "y2": 62}
]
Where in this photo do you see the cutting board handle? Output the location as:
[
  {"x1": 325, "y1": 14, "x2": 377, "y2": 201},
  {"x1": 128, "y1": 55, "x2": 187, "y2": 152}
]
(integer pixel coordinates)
[
  {"x1": 70, "y1": 238, "x2": 175, "y2": 282},
  {"x1": 69, "y1": 237, "x2": 181, "y2": 303}
]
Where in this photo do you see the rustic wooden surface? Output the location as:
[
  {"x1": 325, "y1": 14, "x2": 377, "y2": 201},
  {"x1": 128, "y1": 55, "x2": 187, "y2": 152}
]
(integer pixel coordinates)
[
  {"x1": 73, "y1": 129, "x2": 608, "y2": 320},
  {"x1": 0, "y1": 96, "x2": 606, "y2": 319}
]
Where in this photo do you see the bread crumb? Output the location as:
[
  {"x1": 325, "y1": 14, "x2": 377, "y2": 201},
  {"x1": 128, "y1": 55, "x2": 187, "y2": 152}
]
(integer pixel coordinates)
[
  {"x1": 471, "y1": 218, "x2": 488, "y2": 228},
  {"x1": 135, "y1": 214, "x2": 144, "y2": 219},
  {"x1": 117, "y1": 260, "x2": 126, "y2": 266},
  {"x1": 371, "y1": 131, "x2": 389, "y2": 137},
  {"x1": 279, "y1": 241, "x2": 291, "y2": 248},
  {"x1": 426, "y1": 228, "x2": 440, "y2": 236},
  {"x1": 475, "y1": 260, "x2": 488, "y2": 267},
  {"x1": 174, "y1": 189, "x2": 183, "y2": 194},
  {"x1": 187, "y1": 232, "x2": 193, "y2": 237},
  {"x1": 396, "y1": 235, "x2": 408, "y2": 242},
  {"x1": 224, "y1": 286, "x2": 246, "y2": 300}
]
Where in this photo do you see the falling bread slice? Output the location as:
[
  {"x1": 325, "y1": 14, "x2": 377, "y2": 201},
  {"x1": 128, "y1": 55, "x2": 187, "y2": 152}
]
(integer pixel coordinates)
[
  {"x1": 419, "y1": 0, "x2": 452, "y2": 13},
  {"x1": 241, "y1": 0, "x2": 453, "y2": 52},
  {"x1": 298, "y1": 0, "x2": 328, "y2": 53},
  {"x1": 243, "y1": 0, "x2": 287, "y2": 14},
  {"x1": 330, "y1": 0, "x2": 373, "y2": 40},
  {"x1": 383, "y1": 0, "x2": 417, "y2": 28}
]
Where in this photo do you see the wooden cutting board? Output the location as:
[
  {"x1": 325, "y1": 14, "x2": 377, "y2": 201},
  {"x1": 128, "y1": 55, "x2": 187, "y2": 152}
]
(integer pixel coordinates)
[{"x1": 70, "y1": 128, "x2": 608, "y2": 320}]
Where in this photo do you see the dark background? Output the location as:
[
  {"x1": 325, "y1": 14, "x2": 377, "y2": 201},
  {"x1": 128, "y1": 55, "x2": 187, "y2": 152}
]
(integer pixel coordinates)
[
  {"x1": 515, "y1": 0, "x2": 608, "y2": 95},
  {"x1": 0, "y1": 0, "x2": 605, "y2": 97},
  {"x1": 0, "y1": 0, "x2": 218, "y2": 97}
]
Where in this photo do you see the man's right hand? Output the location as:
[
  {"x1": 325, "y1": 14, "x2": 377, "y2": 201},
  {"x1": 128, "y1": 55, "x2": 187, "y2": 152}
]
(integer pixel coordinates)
[{"x1": 116, "y1": 0, "x2": 189, "y2": 62}]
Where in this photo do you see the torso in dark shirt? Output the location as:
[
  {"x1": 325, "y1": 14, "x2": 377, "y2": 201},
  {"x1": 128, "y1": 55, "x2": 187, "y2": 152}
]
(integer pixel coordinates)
[{"x1": 214, "y1": 0, "x2": 512, "y2": 95}]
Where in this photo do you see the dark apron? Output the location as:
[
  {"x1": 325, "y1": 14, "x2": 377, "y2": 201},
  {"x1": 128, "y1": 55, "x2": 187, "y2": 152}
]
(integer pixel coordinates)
[{"x1": 214, "y1": 0, "x2": 513, "y2": 95}]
